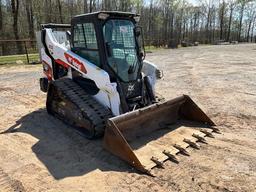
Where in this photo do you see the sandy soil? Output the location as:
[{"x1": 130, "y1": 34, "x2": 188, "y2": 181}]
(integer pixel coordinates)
[{"x1": 0, "y1": 44, "x2": 255, "y2": 191}]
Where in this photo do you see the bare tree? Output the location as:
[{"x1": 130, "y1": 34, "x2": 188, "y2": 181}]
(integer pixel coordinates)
[
  {"x1": 45, "y1": 0, "x2": 52, "y2": 22},
  {"x1": 237, "y1": 0, "x2": 246, "y2": 42},
  {"x1": 84, "y1": 0, "x2": 88, "y2": 12},
  {"x1": 89, "y1": 0, "x2": 93, "y2": 12},
  {"x1": 11, "y1": 0, "x2": 22, "y2": 53},
  {"x1": 57, "y1": 0, "x2": 64, "y2": 23},
  {"x1": 104, "y1": 0, "x2": 111, "y2": 10},
  {"x1": 0, "y1": 0, "x2": 3, "y2": 54},
  {"x1": 227, "y1": 0, "x2": 235, "y2": 41},
  {"x1": 24, "y1": 0, "x2": 35, "y2": 39},
  {"x1": 245, "y1": 2, "x2": 256, "y2": 42},
  {"x1": 219, "y1": 0, "x2": 226, "y2": 40},
  {"x1": 1, "y1": 0, "x2": 256, "y2": 56},
  {"x1": 0, "y1": 0, "x2": 2, "y2": 32},
  {"x1": 250, "y1": 14, "x2": 256, "y2": 42}
]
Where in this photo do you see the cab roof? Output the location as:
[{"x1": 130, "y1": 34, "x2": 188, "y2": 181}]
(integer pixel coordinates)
[{"x1": 72, "y1": 11, "x2": 140, "y2": 23}]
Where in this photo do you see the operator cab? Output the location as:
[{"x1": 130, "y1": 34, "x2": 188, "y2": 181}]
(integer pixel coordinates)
[
  {"x1": 70, "y1": 11, "x2": 151, "y2": 112},
  {"x1": 70, "y1": 11, "x2": 145, "y2": 83}
]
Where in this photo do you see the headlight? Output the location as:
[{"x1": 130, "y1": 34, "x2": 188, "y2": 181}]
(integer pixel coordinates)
[{"x1": 98, "y1": 13, "x2": 109, "y2": 20}]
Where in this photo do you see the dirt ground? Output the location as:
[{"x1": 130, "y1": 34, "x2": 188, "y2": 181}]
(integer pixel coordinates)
[{"x1": 0, "y1": 44, "x2": 255, "y2": 192}]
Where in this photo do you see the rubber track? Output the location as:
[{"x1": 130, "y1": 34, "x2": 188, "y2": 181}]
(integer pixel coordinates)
[{"x1": 51, "y1": 78, "x2": 113, "y2": 138}]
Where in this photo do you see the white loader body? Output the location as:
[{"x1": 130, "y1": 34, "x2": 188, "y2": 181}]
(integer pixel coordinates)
[{"x1": 39, "y1": 28, "x2": 160, "y2": 116}]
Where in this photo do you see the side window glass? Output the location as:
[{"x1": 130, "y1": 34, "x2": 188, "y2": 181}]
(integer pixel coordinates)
[
  {"x1": 73, "y1": 24, "x2": 85, "y2": 47},
  {"x1": 83, "y1": 23, "x2": 98, "y2": 49},
  {"x1": 72, "y1": 23, "x2": 100, "y2": 67},
  {"x1": 73, "y1": 23, "x2": 98, "y2": 49}
]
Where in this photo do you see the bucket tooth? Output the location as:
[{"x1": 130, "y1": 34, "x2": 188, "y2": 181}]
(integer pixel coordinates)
[
  {"x1": 192, "y1": 133, "x2": 207, "y2": 143},
  {"x1": 145, "y1": 169, "x2": 155, "y2": 177},
  {"x1": 173, "y1": 144, "x2": 190, "y2": 156},
  {"x1": 200, "y1": 129, "x2": 214, "y2": 138},
  {"x1": 183, "y1": 138, "x2": 200, "y2": 149},
  {"x1": 163, "y1": 150, "x2": 179, "y2": 163},
  {"x1": 211, "y1": 126, "x2": 221, "y2": 134},
  {"x1": 151, "y1": 157, "x2": 164, "y2": 168}
]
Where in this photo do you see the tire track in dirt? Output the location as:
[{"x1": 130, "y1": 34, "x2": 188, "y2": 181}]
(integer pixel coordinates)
[
  {"x1": 0, "y1": 168, "x2": 25, "y2": 192},
  {"x1": 43, "y1": 112, "x2": 128, "y2": 171}
]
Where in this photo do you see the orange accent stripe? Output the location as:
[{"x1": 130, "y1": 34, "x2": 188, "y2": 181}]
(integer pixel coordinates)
[{"x1": 55, "y1": 59, "x2": 69, "y2": 68}]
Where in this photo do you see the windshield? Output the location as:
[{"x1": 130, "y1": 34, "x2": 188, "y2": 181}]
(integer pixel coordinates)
[{"x1": 103, "y1": 19, "x2": 141, "y2": 82}]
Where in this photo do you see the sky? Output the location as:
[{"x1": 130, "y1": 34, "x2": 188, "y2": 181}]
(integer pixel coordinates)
[
  {"x1": 144, "y1": 0, "x2": 200, "y2": 6},
  {"x1": 187, "y1": 0, "x2": 199, "y2": 6}
]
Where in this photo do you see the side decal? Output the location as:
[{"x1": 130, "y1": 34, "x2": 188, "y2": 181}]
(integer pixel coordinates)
[{"x1": 64, "y1": 52, "x2": 87, "y2": 73}]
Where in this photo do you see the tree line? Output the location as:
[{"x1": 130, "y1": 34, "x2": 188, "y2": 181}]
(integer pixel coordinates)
[{"x1": 0, "y1": 0, "x2": 256, "y2": 54}]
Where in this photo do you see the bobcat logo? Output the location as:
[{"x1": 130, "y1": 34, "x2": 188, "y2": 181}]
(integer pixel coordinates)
[
  {"x1": 127, "y1": 84, "x2": 135, "y2": 92},
  {"x1": 64, "y1": 52, "x2": 87, "y2": 73}
]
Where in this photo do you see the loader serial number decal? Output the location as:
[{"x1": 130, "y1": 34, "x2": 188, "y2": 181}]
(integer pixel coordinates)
[{"x1": 64, "y1": 53, "x2": 87, "y2": 73}]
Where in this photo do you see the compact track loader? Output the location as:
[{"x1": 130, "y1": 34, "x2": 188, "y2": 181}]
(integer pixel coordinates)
[{"x1": 38, "y1": 11, "x2": 220, "y2": 175}]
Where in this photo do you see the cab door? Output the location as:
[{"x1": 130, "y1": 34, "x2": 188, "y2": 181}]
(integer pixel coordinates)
[{"x1": 71, "y1": 22, "x2": 101, "y2": 67}]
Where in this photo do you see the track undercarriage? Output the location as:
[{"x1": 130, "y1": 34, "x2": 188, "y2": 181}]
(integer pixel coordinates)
[
  {"x1": 46, "y1": 78, "x2": 112, "y2": 138},
  {"x1": 46, "y1": 78, "x2": 220, "y2": 175}
]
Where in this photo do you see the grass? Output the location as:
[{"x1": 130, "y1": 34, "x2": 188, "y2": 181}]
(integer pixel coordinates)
[
  {"x1": 145, "y1": 45, "x2": 163, "y2": 53},
  {"x1": 0, "y1": 47, "x2": 161, "y2": 65},
  {"x1": 0, "y1": 53, "x2": 40, "y2": 65}
]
